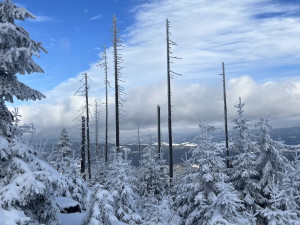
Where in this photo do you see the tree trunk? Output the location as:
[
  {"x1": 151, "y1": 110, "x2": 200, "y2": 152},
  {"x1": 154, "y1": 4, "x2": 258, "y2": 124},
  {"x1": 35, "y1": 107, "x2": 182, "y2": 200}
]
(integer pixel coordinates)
[{"x1": 81, "y1": 116, "x2": 86, "y2": 179}]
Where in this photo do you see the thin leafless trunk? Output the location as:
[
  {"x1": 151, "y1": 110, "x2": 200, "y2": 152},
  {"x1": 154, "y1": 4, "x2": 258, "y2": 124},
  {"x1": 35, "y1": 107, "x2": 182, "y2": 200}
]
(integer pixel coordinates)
[
  {"x1": 166, "y1": 18, "x2": 173, "y2": 182},
  {"x1": 100, "y1": 45, "x2": 109, "y2": 163},
  {"x1": 95, "y1": 99, "x2": 99, "y2": 160},
  {"x1": 112, "y1": 15, "x2": 124, "y2": 152},
  {"x1": 138, "y1": 123, "x2": 141, "y2": 163},
  {"x1": 84, "y1": 73, "x2": 91, "y2": 179},
  {"x1": 157, "y1": 105, "x2": 161, "y2": 159},
  {"x1": 166, "y1": 18, "x2": 181, "y2": 183},
  {"x1": 81, "y1": 116, "x2": 86, "y2": 179},
  {"x1": 221, "y1": 62, "x2": 229, "y2": 168}
]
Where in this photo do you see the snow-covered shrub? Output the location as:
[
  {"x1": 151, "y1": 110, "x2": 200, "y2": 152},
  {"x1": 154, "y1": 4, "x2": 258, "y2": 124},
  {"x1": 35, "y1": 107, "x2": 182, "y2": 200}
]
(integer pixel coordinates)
[
  {"x1": 105, "y1": 150, "x2": 142, "y2": 224},
  {"x1": 173, "y1": 122, "x2": 250, "y2": 225},
  {"x1": 231, "y1": 98, "x2": 260, "y2": 219},
  {"x1": 0, "y1": 1, "x2": 67, "y2": 223},
  {"x1": 82, "y1": 184, "x2": 117, "y2": 225},
  {"x1": 51, "y1": 128, "x2": 89, "y2": 209},
  {"x1": 137, "y1": 142, "x2": 169, "y2": 201},
  {"x1": 259, "y1": 176, "x2": 300, "y2": 224}
]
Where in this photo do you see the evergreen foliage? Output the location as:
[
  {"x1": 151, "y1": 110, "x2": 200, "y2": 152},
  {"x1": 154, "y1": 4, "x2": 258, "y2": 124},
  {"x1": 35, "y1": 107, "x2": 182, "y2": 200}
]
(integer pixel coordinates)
[
  {"x1": 138, "y1": 142, "x2": 168, "y2": 201},
  {"x1": 231, "y1": 98, "x2": 260, "y2": 218},
  {"x1": 82, "y1": 184, "x2": 117, "y2": 225},
  {"x1": 105, "y1": 150, "x2": 142, "y2": 224},
  {"x1": 0, "y1": 1, "x2": 67, "y2": 224},
  {"x1": 53, "y1": 128, "x2": 89, "y2": 209},
  {"x1": 174, "y1": 123, "x2": 249, "y2": 225}
]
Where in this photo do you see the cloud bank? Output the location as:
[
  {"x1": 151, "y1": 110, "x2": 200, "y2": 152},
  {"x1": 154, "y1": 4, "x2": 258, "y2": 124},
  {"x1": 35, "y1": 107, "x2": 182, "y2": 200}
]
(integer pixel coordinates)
[{"x1": 12, "y1": 0, "x2": 300, "y2": 141}]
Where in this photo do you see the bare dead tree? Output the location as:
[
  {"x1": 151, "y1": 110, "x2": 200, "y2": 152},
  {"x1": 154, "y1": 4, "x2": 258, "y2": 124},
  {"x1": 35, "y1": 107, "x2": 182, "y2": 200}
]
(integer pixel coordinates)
[
  {"x1": 138, "y1": 123, "x2": 141, "y2": 163},
  {"x1": 157, "y1": 105, "x2": 161, "y2": 159},
  {"x1": 81, "y1": 116, "x2": 86, "y2": 179},
  {"x1": 100, "y1": 45, "x2": 110, "y2": 163},
  {"x1": 166, "y1": 18, "x2": 181, "y2": 183},
  {"x1": 75, "y1": 72, "x2": 92, "y2": 179},
  {"x1": 220, "y1": 62, "x2": 229, "y2": 168},
  {"x1": 112, "y1": 15, "x2": 125, "y2": 152},
  {"x1": 94, "y1": 99, "x2": 100, "y2": 160}
]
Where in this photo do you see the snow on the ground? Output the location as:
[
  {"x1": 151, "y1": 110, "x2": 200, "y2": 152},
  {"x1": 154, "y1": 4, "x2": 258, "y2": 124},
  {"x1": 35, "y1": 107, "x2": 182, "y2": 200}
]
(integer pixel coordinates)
[
  {"x1": 55, "y1": 197, "x2": 80, "y2": 209},
  {"x1": 59, "y1": 212, "x2": 86, "y2": 225},
  {"x1": 59, "y1": 212, "x2": 130, "y2": 225}
]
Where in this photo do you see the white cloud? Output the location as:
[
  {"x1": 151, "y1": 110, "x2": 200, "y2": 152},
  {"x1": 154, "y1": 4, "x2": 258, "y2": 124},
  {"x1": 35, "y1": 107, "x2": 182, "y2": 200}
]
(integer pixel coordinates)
[
  {"x1": 29, "y1": 15, "x2": 54, "y2": 23},
  {"x1": 90, "y1": 14, "x2": 103, "y2": 20},
  {"x1": 12, "y1": 0, "x2": 300, "y2": 140}
]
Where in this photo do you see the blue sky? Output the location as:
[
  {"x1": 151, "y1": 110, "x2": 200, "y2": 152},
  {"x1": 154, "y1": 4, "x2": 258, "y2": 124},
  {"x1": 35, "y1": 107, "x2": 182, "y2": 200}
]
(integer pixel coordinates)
[
  {"x1": 16, "y1": 0, "x2": 139, "y2": 91},
  {"x1": 9, "y1": 0, "x2": 300, "y2": 140}
]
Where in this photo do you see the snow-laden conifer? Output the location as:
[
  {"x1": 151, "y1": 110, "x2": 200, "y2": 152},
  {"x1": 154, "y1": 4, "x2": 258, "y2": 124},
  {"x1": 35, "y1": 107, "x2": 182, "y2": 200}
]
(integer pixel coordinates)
[
  {"x1": 174, "y1": 123, "x2": 249, "y2": 225},
  {"x1": 256, "y1": 118, "x2": 291, "y2": 199},
  {"x1": 231, "y1": 98, "x2": 260, "y2": 219},
  {"x1": 52, "y1": 128, "x2": 88, "y2": 209},
  {"x1": 0, "y1": 131, "x2": 68, "y2": 225},
  {"x1": 105, "y1": 150, "x2": 142, "y2": 224},
  {"x1": 259, "y1": 176, "x2": 300, "y2": 224},
  {"x1": 138, "y1": 142, "x2": 168, "y2": 201},
  {"x1": 255, "y1": 118, "x2": 294, "y2": 223},
  {"x1": 137, "y1": 141, "x2": 168, "y2": 223},
  {"x1": 0, "y1": 0, "x2": 46, "y2": 137},
  {"x1": 0, "y1": 1, "x2": 68, "y2": 223},
  {"x1": 82, "y1": 184, "x2": 117, "y2": 225}
]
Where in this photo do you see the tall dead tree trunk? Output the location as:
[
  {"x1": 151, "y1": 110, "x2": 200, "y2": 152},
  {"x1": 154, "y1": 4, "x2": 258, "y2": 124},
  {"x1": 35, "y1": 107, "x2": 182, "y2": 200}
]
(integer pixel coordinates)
[
  {"x1": 166, "y1": 19, "x2": 173, "y2": 182},
  {"x1": 138, "y1": 123, "x2": 141, "y2": 163},
  {"x1": 220, "y1": 62, "x2": 229, "y2": 168},
  {"x1": 81, "y1": 116, "x2": 86, "y2": 179},
  {"x1": 84, "y1": 73, "x2": 91, "y2": 179},
  {"x1": 112, "y1": 15, "x2": 124, "y2": 152},
  {"x1": 95, "y1": 99, "x2": 100, "y2": 160},
  {"x1": 100, "y1": 45, "x2": 109, "y2": 163},
  {"x1": 104, "y1": 47, "x2": 109, "y2": 163},
  {"x1": 166, "y1": 19, "x2": 181, "y2": 183},
  {"x1": 157, "y1": 105, "x2": 161, "y2": 159}
]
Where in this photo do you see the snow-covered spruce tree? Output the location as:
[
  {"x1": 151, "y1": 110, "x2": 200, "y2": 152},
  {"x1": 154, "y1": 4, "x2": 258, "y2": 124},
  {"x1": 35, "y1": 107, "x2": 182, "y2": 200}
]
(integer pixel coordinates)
[
  {"x1": 259, "y1": 176, "x2": 300, "y2": 224},
  {"x1": 105, "y1": 150, "x2": 142, "y2": 224},
  {"x1": 256, "y1": 118, "x2": 293, "y2": 223},
  {"x1": 256, "y1": 118, "x2": 291, "y2": 201},
  {"x1": 231, "y1": 98, "x2": 260, "y2": 218},
  {"x1": 82, "y1": 184, "x2": 117, "y2": 225},
  {"x1": 137, "y1": 142, "x2": 169, "y2": 223},
  {"x1": 55, "y1": 128, "x2": 72, "y2": 173},
  {"x1": 53, "y1": 128, "x2": 88, "y2": 209},
  {"x1": 173, "y1": 123, "x2": 249, "y2": 225},
  {"x1": 142, "y1": 190, "x2": 165, "y2": 225},
  {"x1": 138, "y1": 141, "x2": 169, "y2": 201},
  {"x1": 92, "y1": 158, "x2": 107, "y2": 186},
  {"x1": 291, "y1": 151, "x2": 300, "y2": 206},
  {"x1": 0, "y1": 1, "x2": 68, "y2": 224}
]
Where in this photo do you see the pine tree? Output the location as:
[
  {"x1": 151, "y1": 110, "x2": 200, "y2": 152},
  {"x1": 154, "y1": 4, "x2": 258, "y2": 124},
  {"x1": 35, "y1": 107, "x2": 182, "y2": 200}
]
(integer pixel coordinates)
[
  {"x1": 142, "y1": 190, "x2": 164, "y2": 225},
  {"x1": 231, "y1": 98, "x2": 260, "y2": 218},
  {"x1": 256, "y1": 118, "x2": 293, "y2": 223},
  {"x1": 0, "y1": 1, "x2": 67, "y2": 224},
  {"x1": 82, "y1": 184, "x2": 117, "y2": 225},
  {"x1": 53, "y1": 128, "x2": 88, "y2": 209},
  {"x1": 56, "y1": 128, "x2": 72, "y2": 173},
  {"x1": 138, "y1": 142, "x2": 168, "y2": 201},
  {"x1": 105, "y1": 151, "x2": 142, "y2": 224},
  {"x1": 259, "y1": 176, "x2": 300, "y2": 224},
  {"x1": 256, "y1": 118, "x2": 291, "y2": 201},
  {"x1": 137, "y1": 142, "x2": 169, "y2": 223},
  {"x1": 173, "y1": 123, "x2": 249, "y2": 225}
]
